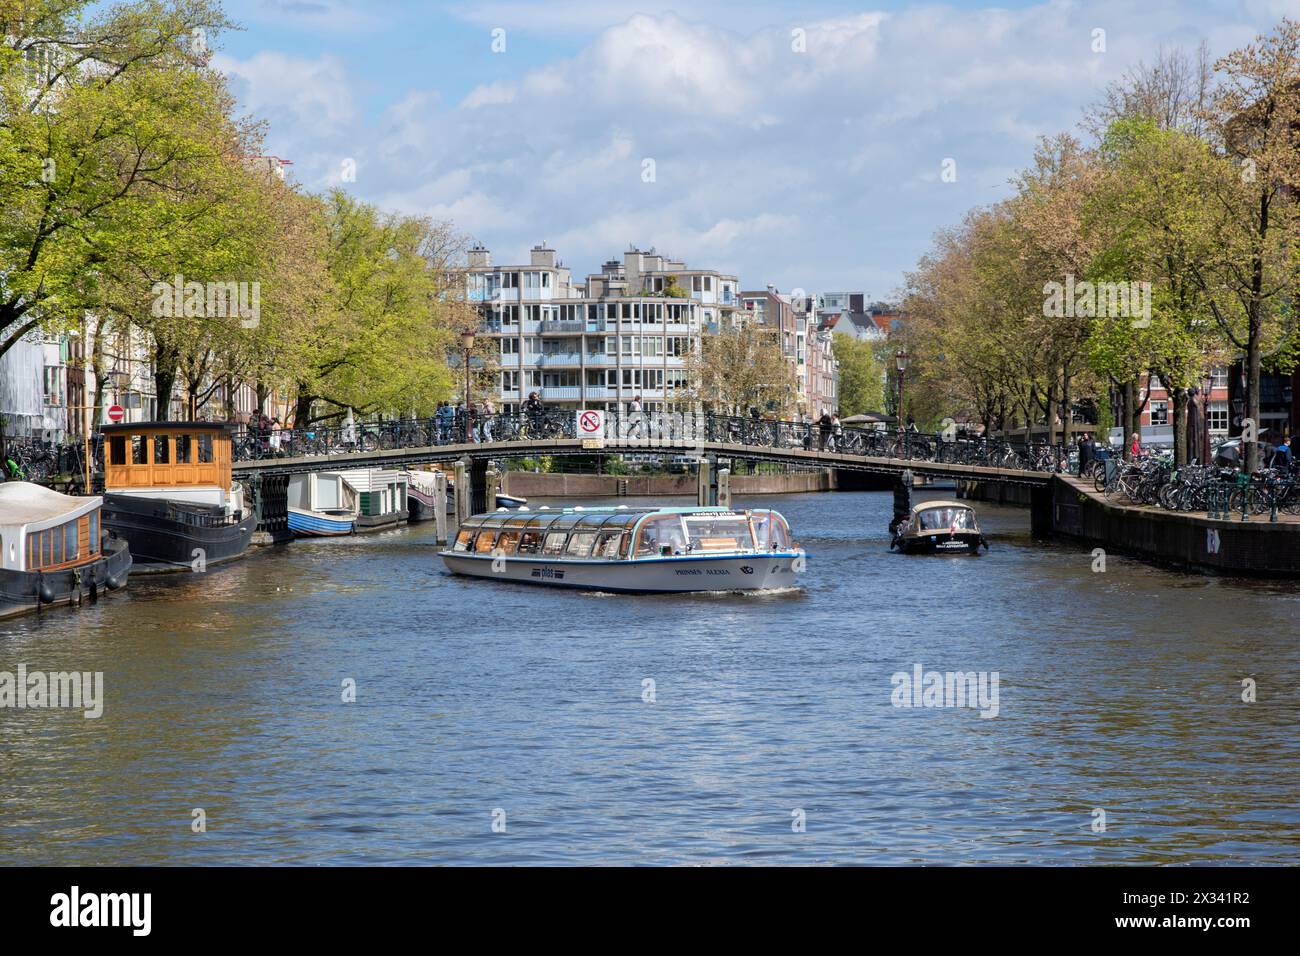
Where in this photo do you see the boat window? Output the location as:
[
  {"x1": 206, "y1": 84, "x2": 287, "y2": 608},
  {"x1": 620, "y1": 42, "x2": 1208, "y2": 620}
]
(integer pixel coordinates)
[
  {"x1": 751, "y1": 512, "x2": 772, "y2": 549},
  {"x1": 109, "y1": 436, "x2": 127, "y2": 465},
  {"x1": 542, "y1": 532, "x2": 568, "y2": 556},
  {"x1": 198, "y1": 433, "x2": 214, "y2": 463},
  {"x1": 65, "y1": 520, "x2": 78, "y2": 559},
  {"x1": 153, "y1": 434, "x2": 169, "y2": 464},
  {"x1": 592, "y1": 530, "x2": 623, "y2": 559},
  {"x1": 496, "y1": 530, "x2": 521, "y2": 554},
  {"x1": 917, "y1": 507, "x2": 973, "y2": 531},
  {"x1": 474, "y1": 530, "x2": 498, "y2": 553},
  {"x1": 176, "y1": 434, "x2": 192, "y2": 463},
  {"x1": 565, "y1": 532, "x2": 597, "y2": 557},
  {"x1": 89, "y1": 510, "x2": 99, "y2": 552},
  {"x1": 771, "y1": 514, "x2": 791, "y2": 550},
  {"x1": 517, "y1": 531, "x2": 543, "y2": 555},
  {"x1": 684, "y1": 515, "x2": 754, "y2": 552},
  {"x1": 453, "y1": 528, "x2": 474, "y2": 552},
  {"x1": 636, "y1": 515, "x2": 688, "y2": 556},
  {"x1": 131, "y1": 435, "x2": 147, "y2": 465}
]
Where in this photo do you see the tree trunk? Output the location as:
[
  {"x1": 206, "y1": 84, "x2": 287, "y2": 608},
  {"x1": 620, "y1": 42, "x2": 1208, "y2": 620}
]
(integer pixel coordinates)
[
  {"x1": 1060, "y1": 373, "x2": 1073, "y2": 451},
  {"x1": 90, "y1": 317, "x2": 107, "y2": 428},
  {"x1": 1045, "y1": 383, "x2": 1057, "y2": 446},
  {"x1": 1246, "y1": 332, "x2": 1261, "y2": 473},
  {"x1": 1171, "y1": 386, "x2": 1187, "y2": 467},
  {"x1": 294, "y1": 388, "x2": 315, "y2": 430},
  {"x1": 1122, "y1": 381, "x2": 1136, "y2": 460}
]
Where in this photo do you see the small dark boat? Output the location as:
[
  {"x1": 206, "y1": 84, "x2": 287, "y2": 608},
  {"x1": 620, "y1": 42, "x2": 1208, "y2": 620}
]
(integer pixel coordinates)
[
  {"x1": 890, "y1": 500, "x2": 987, "y2": 554},
  {"x1": 0, "y1": 482, "x2": 131, "y2": 619},
  {"x1": 99, "y1": 422, "x2": 255, "y2": 571}
]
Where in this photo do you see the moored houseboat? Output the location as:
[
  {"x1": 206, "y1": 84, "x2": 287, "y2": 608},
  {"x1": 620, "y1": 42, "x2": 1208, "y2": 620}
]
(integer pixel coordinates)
[
  {"x1": 405, "y1": 470, "x2": 444, "y2": 522},
  {"x1": 288, "y1": 470, "x2": 357, "y2": 536},
  {"x1": 890, "y1": 500, "x2": 988, "y2": 554},
  {"x1": 0, "y1": 482, "x2": 131, "y2": 619},
  {"x1": 441, "y1": 505, "x2": 804, "y2": 593},
  {"x1": 287, "y1": 468, "x2": 407, "y2": 536},
  {"x1": 100, "y1": 422, "x2": 256, "y2": 572}
]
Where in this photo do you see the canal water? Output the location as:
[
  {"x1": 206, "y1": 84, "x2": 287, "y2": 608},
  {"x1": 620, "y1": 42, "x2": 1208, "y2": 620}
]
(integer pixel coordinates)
[{"x1": 2, "y1": 490, "x2": 1298, "y2": 865}]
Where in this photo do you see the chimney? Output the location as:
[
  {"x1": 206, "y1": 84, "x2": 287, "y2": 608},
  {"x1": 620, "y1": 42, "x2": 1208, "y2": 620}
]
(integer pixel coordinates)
[
  {"x1": 468, "y1": 244, "x2": 491, "y2": 268},
  {"x1": 530, "y1": 242, "x2": 556, "y2": 268}
]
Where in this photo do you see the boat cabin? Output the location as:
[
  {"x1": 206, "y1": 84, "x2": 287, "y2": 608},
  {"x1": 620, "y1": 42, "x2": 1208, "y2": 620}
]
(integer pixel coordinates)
[
  {"x1": 909, "y1": 501, "x2": 978, "y2": 531},
  {"x1": 101, "y1": 422, "x2": 236, "y2": 509},
  {"x1": 0, "y1": 482, "x2": 103, "y2": 573},
  {"x1": 451, "y1": 507, "x2": 795, "y2": 560}
]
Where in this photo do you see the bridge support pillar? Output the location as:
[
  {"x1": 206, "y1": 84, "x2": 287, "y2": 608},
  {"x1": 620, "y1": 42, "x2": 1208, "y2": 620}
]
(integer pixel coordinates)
[
  {"x1": 486, "y1": 466, "x2": 501, "y2": 512},
  {"x1": 1030, "y1": 481, "x2": 1054, "y2": 538},
  {"x1": 249, "y1": 472, "x2": 290, "y2": 544}
]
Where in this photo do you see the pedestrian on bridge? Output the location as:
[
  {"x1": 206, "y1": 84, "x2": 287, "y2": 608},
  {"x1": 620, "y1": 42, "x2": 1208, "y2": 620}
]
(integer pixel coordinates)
[{"x1": 818, "y1": 410, "x2": 833, "y2": 451}]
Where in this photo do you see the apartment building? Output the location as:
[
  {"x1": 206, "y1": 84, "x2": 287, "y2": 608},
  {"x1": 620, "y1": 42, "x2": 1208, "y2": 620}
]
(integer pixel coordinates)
[{"x1": 466, "y1": 244, "x2": 739, "y2": 415}]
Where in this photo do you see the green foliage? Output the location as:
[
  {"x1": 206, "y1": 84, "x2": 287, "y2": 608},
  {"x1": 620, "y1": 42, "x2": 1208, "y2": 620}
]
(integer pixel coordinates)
[{"x1": 831, "y1": 333, "x2": 886, "y2": 415}]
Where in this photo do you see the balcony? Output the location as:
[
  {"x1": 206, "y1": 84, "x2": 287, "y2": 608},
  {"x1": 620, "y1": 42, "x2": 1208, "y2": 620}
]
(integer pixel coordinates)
[
  {"x1": 539, "y1": 386, "x2": 582, "y2": 401},
  {"x1": 539, "y1": 320, "x2": 585, "y2": 334},
  {"x1": 536, "y1": 352, "x2": 583, "y2": 366}
]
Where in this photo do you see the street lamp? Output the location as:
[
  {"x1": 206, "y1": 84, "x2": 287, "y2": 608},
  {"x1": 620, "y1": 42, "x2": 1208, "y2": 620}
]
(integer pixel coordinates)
[
  {"x1": 895, "y1": 349, "x2": 909, "y2": 431},
  {"x1": 460, "y1": 330, "x2": 476, "y2": 443},
  {"x1": 1202, "y1": 369, "x2": 1215, "y2": 465}
]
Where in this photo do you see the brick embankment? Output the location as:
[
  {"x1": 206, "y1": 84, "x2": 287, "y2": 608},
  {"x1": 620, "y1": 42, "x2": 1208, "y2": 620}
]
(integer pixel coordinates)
[{"x1": 1050, "y1": 475, "x2": 1300, "y2": 577}]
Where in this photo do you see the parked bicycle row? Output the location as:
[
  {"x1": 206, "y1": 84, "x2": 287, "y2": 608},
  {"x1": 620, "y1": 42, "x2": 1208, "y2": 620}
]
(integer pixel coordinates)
[{"x1": 1085, "y1": 453, "x2": 1300, "y2": 518}]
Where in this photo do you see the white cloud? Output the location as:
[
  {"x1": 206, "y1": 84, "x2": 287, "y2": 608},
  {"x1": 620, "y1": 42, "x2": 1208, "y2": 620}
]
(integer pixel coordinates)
[{"x1": 219, "y1": 2, "x2": 1297, "y2": 295}]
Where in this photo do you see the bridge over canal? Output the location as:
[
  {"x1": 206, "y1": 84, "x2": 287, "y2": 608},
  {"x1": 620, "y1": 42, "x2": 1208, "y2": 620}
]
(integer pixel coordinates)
[{"x1": 231, "y1": 413, "x2": 1062, "y2": 540}]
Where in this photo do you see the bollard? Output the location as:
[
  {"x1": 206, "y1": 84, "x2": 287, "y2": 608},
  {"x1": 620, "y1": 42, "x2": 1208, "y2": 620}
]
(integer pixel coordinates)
[
  {"x1": 433, "y1": 470, "x2": 448, "y2": 544},
  {"x1": 717, "y1": 466, "x2": 731, "y2": 511}
]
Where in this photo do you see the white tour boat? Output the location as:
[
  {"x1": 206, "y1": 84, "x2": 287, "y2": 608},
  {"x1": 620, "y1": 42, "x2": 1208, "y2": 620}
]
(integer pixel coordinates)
[{"x1": 440, "y1": 505, "x2": 804, "y2": 593}]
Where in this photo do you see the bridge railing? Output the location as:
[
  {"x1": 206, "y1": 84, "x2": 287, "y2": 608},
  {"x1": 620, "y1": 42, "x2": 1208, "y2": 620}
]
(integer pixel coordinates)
[{"x1": 229, "y1": 411, "x2": 1068, "y2": 474}]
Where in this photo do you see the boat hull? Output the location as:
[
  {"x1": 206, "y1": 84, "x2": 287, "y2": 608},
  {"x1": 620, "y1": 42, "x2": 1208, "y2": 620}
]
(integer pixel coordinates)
[
  {"x1": 440, "y1": 552, "x2": 802, "y2": 593},
  {"x1": 102, "y1": 493, "x2": 255, "y2": 572},
  {"x1": 288, "y1": 507, "x2": 355, "y2": 537},
  {"x1": 893, "y1": 531, "x2": 985, "y2": 554},
  {"x1": 0, "y1": 536, "x2": 132, "y2": 620},
  {"x1": 406, "y1": 486, "x2": 441, "y2": 522}
]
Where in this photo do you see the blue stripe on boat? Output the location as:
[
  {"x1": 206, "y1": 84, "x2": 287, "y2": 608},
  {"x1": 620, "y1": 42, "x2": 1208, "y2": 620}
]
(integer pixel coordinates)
[{"x1": 288, "y1": 509, "x2": 355, "y2": 536}]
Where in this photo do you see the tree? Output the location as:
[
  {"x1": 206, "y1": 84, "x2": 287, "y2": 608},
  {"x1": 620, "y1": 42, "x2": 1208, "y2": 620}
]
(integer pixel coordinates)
[
  {"x1": 689, "y1": 320, "x2": 798, "y2": 415},
  {"x1": 831, "y1": 333, "x2": 885, "y2": 416}
]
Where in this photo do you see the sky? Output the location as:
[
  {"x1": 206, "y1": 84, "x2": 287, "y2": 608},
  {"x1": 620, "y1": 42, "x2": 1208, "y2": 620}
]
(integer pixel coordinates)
[{"x1": 208, "y1": 0, "x2": 1300, "y2": 301}]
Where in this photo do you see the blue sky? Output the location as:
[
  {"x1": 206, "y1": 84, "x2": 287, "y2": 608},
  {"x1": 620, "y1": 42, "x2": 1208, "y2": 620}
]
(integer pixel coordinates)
[{"x1": 207, "y1": 0, "x2": 1297, "y2": 299}]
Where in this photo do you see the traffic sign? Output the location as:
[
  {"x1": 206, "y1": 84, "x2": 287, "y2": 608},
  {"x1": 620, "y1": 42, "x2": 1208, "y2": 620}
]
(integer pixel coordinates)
[
  {"x1": 577, "y1": 409, "x2": 604, "y2": 437},
  {"x1": 107, "y1": 404, "x2": 125, "y2": 423}
]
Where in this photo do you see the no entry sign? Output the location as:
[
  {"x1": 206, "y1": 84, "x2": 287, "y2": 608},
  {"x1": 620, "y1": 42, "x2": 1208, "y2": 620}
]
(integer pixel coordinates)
[
  {"x1": 107, "y1": 404, "x2": 125, "y2": 423},
  {"x1": 576, "y1": 409, "x2": 605, "y2": 438}
]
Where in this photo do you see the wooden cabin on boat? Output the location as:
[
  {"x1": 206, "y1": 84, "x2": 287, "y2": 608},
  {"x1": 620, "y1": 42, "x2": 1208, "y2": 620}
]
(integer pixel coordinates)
[{"x1": 99, "y1": 422, "x2": 255, "y2": 570}]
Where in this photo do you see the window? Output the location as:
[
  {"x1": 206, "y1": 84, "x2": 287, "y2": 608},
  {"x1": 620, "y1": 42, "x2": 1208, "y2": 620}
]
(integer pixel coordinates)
[
  {"x1": 496, "y1": 531, "x2": 521, "y2": 554},
  {"x1": 636, "y1": 516, "x2": 688, "y2": 556},
  {"x1": 198, "y1": 434, "x2": 214, "y2": 463},
  {"x1": 109, "y1": 436, "x2": 127, "y2": 465},
  {"x1": 501, "y1": 338, "x2": 518, "y2": 354},
  {"x1": 542, "y1": 532, "x2": 568, "y2": 556},
  {"x1": 176, "y1": 435, "x2": 192, "y2": 464},
  {"x1": 153, "y1": 434, "x2": 170, "y2": 464},
  {"x1": 1150, "y1": 401, "x2": 1168, "y2": 426},
  {"x1": 593, "y1": 531, "x2": 625, "y2": 558},
  {"x1": 1208, "y1": 401, "x2": 1228, "y2": 432},
  {"x1": 473, "y1": 531, "x2": 498, "y2": 553},
  {"x1": 1211, "y1": 368, "x2": 1228, "y2": 389},
  {"x1": 517, "y1": 531, "x2": 542, "y2": 555},
  {"x1": 131, "y1": 435, "x2": 147, "y2": 464},
  {"x1": 684, "y1": 516, "x2": 754, "y2": 552},
  {"x1": 453, "y1": 528, "x2": 474, "y2": 551},
  {"x1": 565, "y1": 532, "x2": 597, "y2": 557}
]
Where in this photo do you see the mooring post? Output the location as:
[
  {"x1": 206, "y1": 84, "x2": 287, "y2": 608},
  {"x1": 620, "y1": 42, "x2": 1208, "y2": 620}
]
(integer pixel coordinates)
[
  {"x1": 717, "y1": 463, "x2": 731, "y2": 510},
  {"x1": 697, "y1": 458, "x2": 714, "y2": 506},
  {"x1": 486, "y1": 465, "x2": 501, "y2": 511},
  {"x1": 433, "y1": 469, "x2": 448, "y2": 544},
  {"x1": 455, "y1": 457, "x2": 471, "y2": 525}
]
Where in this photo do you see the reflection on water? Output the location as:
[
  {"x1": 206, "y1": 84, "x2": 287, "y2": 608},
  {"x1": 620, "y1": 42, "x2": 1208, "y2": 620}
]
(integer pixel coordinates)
[{"x1": 2, "y1": 491, "x2": 1298, "y2": 865}]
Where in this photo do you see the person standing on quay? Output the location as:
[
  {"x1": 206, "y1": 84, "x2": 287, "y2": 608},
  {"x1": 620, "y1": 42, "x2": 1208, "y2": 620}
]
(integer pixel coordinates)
[{"x1": 1077, "y1": 431, "x2": 1093, "y2": 476}]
